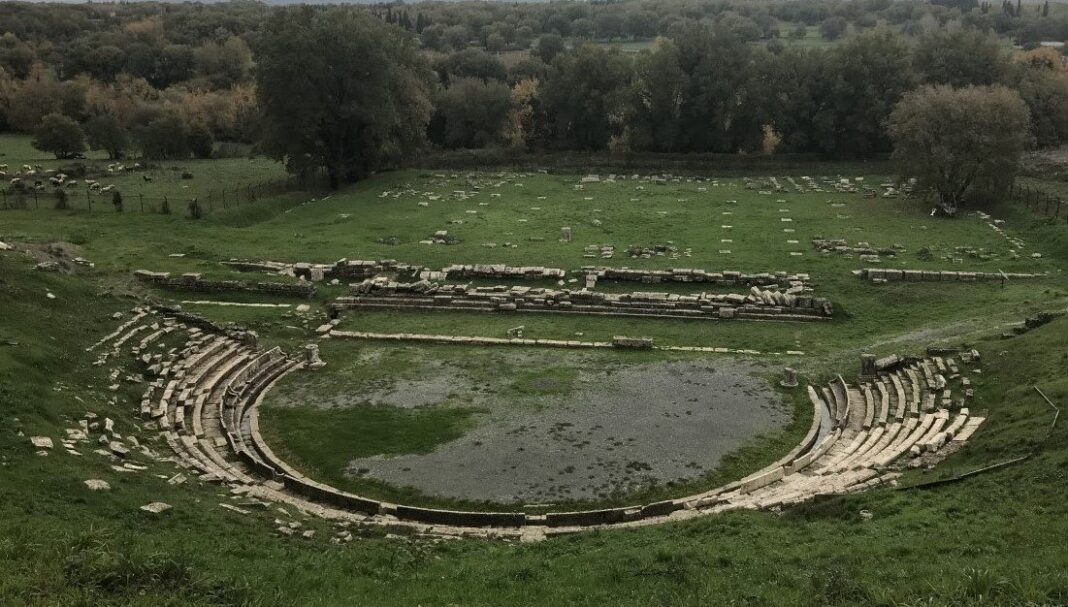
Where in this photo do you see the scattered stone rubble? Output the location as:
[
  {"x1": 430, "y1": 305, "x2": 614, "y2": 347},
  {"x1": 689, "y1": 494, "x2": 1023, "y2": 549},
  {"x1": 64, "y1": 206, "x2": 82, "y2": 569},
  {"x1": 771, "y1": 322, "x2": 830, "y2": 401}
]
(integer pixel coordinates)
[
  {"x1": 812, "y1": 239, "x2": 905, "y2": 261},
  {"x1": 583, "y1": 244, "x2": 616, "y2": 259},
  {"x1": 626, "y1": 243, "x2": 682, "y2": 259},
  {"x1": 1002, "y1": 310, "x2": 1066, "y2": 339}
]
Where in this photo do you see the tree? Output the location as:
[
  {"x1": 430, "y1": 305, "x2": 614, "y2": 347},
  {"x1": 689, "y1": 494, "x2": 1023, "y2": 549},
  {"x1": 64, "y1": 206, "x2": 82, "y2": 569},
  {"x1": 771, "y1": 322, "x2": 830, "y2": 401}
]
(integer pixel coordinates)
[
  {"x1": 888, "y1": 85, "x2": 1031, "y2": 215},
  {"x1": 625, "y1": 26, "x2": 771, "y2": 154},
  {"x1": 137, "y1": 113, "x2": 190, "y2": 160},
  {"x1": 436, "y1": 48, "x2": 507, "y2": 85},
  {"x1": 1011, "y1": 48, "x2": 1068, "y2": 147},
  {"x1": 194, "y1": 36, "x2": 252, "y2": 88},
  {"x1": 801, "y1": 30, "x2": 916, "y2": 156},
  {"x1": 187, "y1": 123, "x2": 214, "y2": 159},
  {"x1": 502, "y1": 78, "x2": 539, "y2": 149},
  {"x1": 508, "y1": 57, "x2": 547, "y2": 84},
  {"x1": 820, "y1": 16, "x2": 848, "y2": 41},
  {"x1": 255, "y1": 8, "x2": 434, "y2": 187},
  {"x1": 913, "y1": 29, "x2": 1010, "y2": 87},
  {"x1": 538, "y1": 45, "x2": 631, "y2": 150},
  {"x1": 533, "y1": 34, "x2": 566, "y2": 64},
  {"x1": 32, "y1": 113, "x2": 86, "y2": 159},
  {"x1": 84, "y1": 114, "x2": 129, "y2": 159},
  {"x1": 433, "y1": 77, "x2": 512, "y2": 149},
  {"x1": 0, "y1": 33, "x2": 34, "y2": 79},
  {"x1": 6, "y1": 63, "x2": 81, "y2": 132},
  {"x1": 486, "y1": 33, "x2": 506, "y2": 53}
]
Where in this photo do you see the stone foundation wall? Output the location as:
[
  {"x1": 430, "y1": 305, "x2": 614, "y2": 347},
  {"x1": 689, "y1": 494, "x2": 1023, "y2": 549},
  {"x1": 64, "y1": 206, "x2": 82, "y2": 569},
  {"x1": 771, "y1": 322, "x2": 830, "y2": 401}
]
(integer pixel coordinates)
[
  {"x1": 135, "y1": 270, "x2": 315, "y2": 298},
  {"x1": 220, "y1": 257, "x2": 810, "y2": 289},
  {"x1": 439, "y1": 263, "x2": 566, "y2": 281},
  {"x1": 579, "y1": 266, "x2": 809, "y2": 287},
  {"x1": 334, "y1": 278, "x2": 833, "y2": 322},
  {"x1": 855, "y1": 268, "x2": 1045, "y2": 283}
]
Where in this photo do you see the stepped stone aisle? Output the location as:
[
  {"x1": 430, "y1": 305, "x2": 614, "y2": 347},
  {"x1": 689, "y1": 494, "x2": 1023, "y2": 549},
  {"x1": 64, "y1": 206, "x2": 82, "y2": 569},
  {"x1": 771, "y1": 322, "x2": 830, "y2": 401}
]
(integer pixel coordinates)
[{"x1": 83, "y1": 307, "x2": 985, "y2": 539}]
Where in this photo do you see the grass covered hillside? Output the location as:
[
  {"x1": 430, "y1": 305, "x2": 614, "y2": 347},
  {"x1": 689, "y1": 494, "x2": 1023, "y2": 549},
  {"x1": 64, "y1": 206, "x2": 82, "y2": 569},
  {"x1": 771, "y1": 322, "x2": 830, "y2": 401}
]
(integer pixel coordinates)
[
  {"x1": 1, "y1": 248, "x2": 1066, "y2": 605},
  {"x1": 2, "y1": 132, "x2": 1068, "y2": 604}
]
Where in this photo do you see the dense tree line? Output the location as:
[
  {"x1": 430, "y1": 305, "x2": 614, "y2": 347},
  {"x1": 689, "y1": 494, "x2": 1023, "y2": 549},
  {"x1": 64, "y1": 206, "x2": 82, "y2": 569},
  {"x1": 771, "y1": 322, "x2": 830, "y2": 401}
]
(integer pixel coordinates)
[
  {"x1": 419, "y1": 25, "x2": 1067, "y2": 160},
  {"x1": 1, "y1": 1, "x2": 1067, "y2": 176}
]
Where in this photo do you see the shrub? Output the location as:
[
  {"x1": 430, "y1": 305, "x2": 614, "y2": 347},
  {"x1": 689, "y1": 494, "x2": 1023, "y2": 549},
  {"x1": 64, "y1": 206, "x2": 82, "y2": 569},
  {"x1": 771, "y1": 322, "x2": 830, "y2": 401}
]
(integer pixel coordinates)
[
  {"x1": 32, "y1": 113, "x2": 87, "y2": 159},
  {"x1": 187, "y1": 124, "x2": 215, "y2": 159},
  {"x1": 54, "y1": 189, "x2": 69, "y2": 210},
  {"x1": 188, "y1": 199, "x2": 203, "y2": 219},
  {"x1": 160, "y1": 197, "x2": 171, "y2": 215},
  {"x1": 111, "y1": 191, "x2": 123, "y2": 212}
]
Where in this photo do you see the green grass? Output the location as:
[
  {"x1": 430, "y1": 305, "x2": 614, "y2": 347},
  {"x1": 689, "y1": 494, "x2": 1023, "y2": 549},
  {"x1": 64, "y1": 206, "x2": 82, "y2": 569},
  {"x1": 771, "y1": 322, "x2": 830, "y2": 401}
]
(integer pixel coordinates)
[
  {"x1": 3, "y1": 249, "x2": 1067, "y2": 605},
  {"x1": 4, "y1": 133, "x2": 1063, "y2": 369},
  {"x1": 4, "y1": 134, "x2": 1068, "y2": 604},
  {"x1": 263, "y1": 404, "x2": 478, "y2": 463},
  {"x1": 0, "y1": 133, "x2": 290, "y2": 214}
]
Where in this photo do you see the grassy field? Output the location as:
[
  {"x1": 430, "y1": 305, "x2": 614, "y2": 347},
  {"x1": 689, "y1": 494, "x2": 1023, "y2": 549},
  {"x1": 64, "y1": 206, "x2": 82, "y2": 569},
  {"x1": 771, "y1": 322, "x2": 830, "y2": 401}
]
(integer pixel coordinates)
[
  {"x1": 3, "y1": 128, "x2": 1068, "y2": 604},
  {"x1": 2, "y1": 249, "x2": 1066, "y2": 605},
  {"x1": 0, "y1": 133, "x2": 291, "y2": 213}
]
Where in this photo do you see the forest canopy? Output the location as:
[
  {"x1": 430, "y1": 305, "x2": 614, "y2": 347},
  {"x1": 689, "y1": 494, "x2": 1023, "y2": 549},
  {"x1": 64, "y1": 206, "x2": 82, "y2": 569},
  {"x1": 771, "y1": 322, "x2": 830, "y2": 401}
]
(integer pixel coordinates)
[{"x1": 1, "y1": 0, "x2": 1067, "y2": 190}]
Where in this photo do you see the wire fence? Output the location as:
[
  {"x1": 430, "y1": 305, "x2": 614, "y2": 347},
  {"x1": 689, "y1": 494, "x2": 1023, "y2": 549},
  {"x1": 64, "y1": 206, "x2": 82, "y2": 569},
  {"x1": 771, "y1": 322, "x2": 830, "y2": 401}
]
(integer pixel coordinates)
[
  {"x1": 0, "y1": 173, "x2": 322, "y2": 216},
  {"x1": 1009, "y1": 182, "x2": 1068, "y2": 223}
]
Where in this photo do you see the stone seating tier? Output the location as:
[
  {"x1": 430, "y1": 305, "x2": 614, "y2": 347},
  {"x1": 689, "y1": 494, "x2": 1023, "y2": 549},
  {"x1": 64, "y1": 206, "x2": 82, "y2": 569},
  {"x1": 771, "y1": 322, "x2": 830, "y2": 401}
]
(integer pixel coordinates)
[{"x1": 100, "y1": 310, "x2": 984, "y2": 535}]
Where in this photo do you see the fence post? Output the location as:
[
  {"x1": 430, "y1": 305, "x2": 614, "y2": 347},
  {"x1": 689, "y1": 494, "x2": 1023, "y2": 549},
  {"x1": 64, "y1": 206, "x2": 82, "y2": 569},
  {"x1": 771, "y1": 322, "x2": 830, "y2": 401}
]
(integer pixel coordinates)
[
  {"x1": 87, "y1": 191, "x2": 91, "y2": 212},
  {"x1": 139, "y1": 193, "x2": 144, "y2": 213},
  {"x1": 34, "y1": 190, "x2": 39, "y2": 209}
]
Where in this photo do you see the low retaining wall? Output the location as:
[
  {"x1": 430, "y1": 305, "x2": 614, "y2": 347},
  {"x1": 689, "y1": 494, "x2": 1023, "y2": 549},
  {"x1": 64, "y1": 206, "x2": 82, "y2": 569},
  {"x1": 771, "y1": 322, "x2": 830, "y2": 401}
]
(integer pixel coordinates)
[
  {"x1": 328, "y1": 330, "x2": 799, "y2": 356},
  {"x1": 330, "y1": 330, "x2": 612, "y2": 349},
  {"x1": 136, "y1": 270, "x2": 315, "y2": 298},
  {"x1": 855, "y1": 268, "x2": 1045, "y2": 283},
  {"x1": 393, "y1": 505, "x2": 526, "y2": 528},
  {"x1": 281, "y1": 475, "x2": 383, "y2": 516},
  {"x1": 222, "y1": 259, "x2": 423, "y2": 282},
  {"x1": 545, "y1": 507, "x2": 640, "y2": 527}
]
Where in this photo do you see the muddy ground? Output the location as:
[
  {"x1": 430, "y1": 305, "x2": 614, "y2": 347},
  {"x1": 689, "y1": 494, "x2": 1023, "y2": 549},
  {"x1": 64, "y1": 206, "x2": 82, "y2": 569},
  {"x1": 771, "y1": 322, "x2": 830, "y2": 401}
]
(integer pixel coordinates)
[{"x1": 269, "y1": 349, "x2": 790, "y2": 504}]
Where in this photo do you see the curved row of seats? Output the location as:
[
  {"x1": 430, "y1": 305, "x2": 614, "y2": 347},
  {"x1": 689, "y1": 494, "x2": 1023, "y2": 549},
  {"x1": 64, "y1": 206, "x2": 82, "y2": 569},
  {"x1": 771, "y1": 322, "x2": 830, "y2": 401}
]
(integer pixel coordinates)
[
  {"x1": 96, "y1": 309, "x2": 986, "y2": 535},
  {"x1": 704, "y1": 357, "x2": 984, "y2": 511}
]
